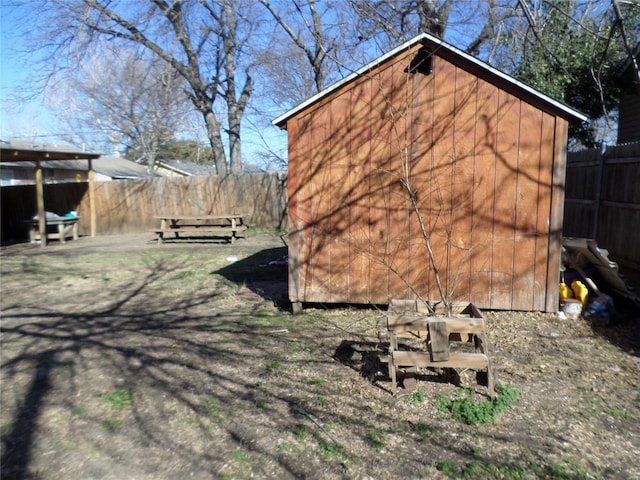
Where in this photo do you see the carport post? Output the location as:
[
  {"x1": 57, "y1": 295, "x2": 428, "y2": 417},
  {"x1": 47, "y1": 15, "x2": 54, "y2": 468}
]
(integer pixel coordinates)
[
  {"x1": 88, "y1": 158, "x2": 96, "y2": 237},
  {"x1": 35, "y1": 158, "x2": 47, "y2": 247}
]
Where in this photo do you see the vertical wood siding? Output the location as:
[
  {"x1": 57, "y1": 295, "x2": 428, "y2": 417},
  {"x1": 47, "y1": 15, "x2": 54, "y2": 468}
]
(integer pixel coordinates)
[{"x1": 288, "y1": 45, "x2": 567, "y2": 311}]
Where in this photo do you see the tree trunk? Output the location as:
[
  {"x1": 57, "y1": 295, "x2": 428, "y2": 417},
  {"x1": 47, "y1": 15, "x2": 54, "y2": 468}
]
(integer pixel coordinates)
[{"x1": 204, "y1": 111, "x2": 228, "y2": 175}]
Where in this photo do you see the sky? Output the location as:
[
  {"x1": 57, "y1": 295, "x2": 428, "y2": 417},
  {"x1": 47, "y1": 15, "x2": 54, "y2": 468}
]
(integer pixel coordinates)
[
  {"x1": 0, "y1": 0, "x2": 288, "y2": 167},
  {"x1": 0, "y1": 2, "x2": 62, "y2": 144}
]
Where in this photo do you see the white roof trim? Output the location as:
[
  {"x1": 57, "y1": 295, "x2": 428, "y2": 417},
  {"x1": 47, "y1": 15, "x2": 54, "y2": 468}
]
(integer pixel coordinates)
[{"x1": 273, "y1": 32, "x2": 587, "y2": 127}]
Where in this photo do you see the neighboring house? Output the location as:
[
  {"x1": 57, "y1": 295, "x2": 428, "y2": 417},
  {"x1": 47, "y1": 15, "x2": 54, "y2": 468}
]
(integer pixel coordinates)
[
  {"x1": 153, "y1": 158, "x2": 216, "y2": 177},
  {"x1": 274, "y1": 32, "x2": 586, "y2": 313}
]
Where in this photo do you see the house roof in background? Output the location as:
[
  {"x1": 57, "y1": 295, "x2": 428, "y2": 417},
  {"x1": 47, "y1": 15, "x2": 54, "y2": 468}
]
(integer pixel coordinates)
[
  {"x1": 273, "y1": 32, "x2": 588, "y2": 128},
  {"x1": 155, "y1": 158, "x2": 216, "y2": 176}
]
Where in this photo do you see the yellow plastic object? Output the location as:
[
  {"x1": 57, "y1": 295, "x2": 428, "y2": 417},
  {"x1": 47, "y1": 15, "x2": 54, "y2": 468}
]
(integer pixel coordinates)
[
  {"x1": 559, "y1": 282, "x2": 573, "y2": 300},
  {"x1": 571, "y1": 280, "x2": 589, "y2": 306}
]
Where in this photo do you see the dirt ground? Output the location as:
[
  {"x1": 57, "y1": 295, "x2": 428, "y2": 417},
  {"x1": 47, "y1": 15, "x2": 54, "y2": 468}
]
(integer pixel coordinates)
[{"x1": 1, "y1": 231, "x2": 639, "y2": 480}]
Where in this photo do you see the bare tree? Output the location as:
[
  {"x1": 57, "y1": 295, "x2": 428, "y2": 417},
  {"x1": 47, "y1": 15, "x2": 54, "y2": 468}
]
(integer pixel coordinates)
[
  {"x1": 24, "y1": 0, "x2": 257, "y2": 175},
  {"x1": 349, "y1": 0, "x2": 514, "y2": 58},
  {"x1": 258, "y1": 0, "x2": 339, "y2": 94},
  {"x1": 46, "y1": 48, "x2": 195, "y2": 167}
]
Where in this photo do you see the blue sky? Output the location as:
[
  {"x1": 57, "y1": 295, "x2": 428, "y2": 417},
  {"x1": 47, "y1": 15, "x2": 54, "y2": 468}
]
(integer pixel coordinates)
[{"x1": 0, "y1": 1, "x2": 63, "y2": 144}]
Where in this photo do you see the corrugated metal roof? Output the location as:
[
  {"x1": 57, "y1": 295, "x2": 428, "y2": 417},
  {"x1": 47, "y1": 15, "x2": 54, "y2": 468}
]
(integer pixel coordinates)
[
  {"x1": 273, "y1": 32, "x2": 588, "y2": 128},
  {"x1": 1, "y1": 154, "x2": 158, "y2": 179}
]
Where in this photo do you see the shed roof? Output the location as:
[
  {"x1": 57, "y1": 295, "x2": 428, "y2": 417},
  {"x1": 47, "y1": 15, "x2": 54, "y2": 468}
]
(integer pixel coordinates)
[
  {"x1": 1, "y1": 156, "x2": 157, "y2": 179},
  {"x1": 273, "y1": 32, "x2": 588, "y2": 128},
  {"x1": 0, "y1": 140, "x2": 101, "y2": 162}
]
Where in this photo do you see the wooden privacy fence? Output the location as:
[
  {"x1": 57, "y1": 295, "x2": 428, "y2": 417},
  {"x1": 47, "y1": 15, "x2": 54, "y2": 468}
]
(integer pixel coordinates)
[
  {"x1": 1, "y1": 173, "x2": 288, "y2": 242},
  {"x1": 563, "y1": 142, "x2": 640, "y2": 276}
]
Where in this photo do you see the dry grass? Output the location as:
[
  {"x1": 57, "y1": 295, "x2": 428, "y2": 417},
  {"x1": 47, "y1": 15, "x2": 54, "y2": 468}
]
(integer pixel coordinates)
[{"x1": 1, "y1": 232, "x2": 639, "y2": 479}]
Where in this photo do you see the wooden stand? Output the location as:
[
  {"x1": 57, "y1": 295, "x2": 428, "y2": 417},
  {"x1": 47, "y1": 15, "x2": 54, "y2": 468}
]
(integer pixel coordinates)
[
  {"x1": 27, "y1": 218, "x2": 79, "y2": 244},
  {"x1": 386, "y1": 299, "x2": 495, "y2": 396}
]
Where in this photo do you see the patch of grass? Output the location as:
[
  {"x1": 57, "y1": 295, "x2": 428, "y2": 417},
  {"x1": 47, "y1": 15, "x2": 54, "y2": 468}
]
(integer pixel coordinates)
[
  {"x1": 318, "y1": 439, "x2": 344, "y2": 458},
  {"x1": 434, "y1": 459, "x2": 593, "y2": 480},
  {"x1": 435, "y1": 384, "x2": 520, "y2": 425},
  {"x1": 198, "y1": 397, "x2": 222, "y2": 417},
  {"x1": 230, "y1": 449, "x2": 249, "y2": 464},
  {"x1": 404, "y1": 390, "x2": 426, "y2": 404},
  {"x1": 308, "y1": 378, "x2": 323, "y2": 385},
  {"x1": 71, "y1": 405, "x2": 87, "y2": 416},
  {"x1": 293, "y1": 423, "x2": 308, "y2": 440},
  {"x1": 265, "y1": 360, "x2": 282, "y2": 373},
  {"x1": 99, "y1": 419, "x2": 120, "y2": 431},
  {"x1": 411, "y1": 422, "x2": 435, "y2": 441},
  {"x1": 277, "y1": 441, "x2": 300, "y2": 452},
  {"x1": 605, "y1": 406, "x2": 631, "y2": 419},
  {"x1": 366, "y1": 429, "x2": 387, "y2": 451},
  {"x1": 99, "y1": 389, "x2": 133, "y2": 411}
]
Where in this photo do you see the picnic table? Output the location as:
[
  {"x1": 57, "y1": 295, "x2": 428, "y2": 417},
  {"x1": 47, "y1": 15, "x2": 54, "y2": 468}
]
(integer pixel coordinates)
[
  {"x1": 26, "y1": 215, "x2": 80, "y2": 244},
  {"x1": 150, "y1": 214, "x2": 247, "y2": 244}
]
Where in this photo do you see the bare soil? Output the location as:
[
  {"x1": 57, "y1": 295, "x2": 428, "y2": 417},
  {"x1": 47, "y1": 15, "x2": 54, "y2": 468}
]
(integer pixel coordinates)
[{"x1": 1, "y1": 232, "x2": 639, "y2": 480}]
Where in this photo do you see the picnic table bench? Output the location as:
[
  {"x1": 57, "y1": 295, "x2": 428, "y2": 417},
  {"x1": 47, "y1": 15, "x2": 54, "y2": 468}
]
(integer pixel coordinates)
[
  {"x1": 150, "y1": 214, "x2": 247, "y2": 244},
  {"x1": 26, "y1": 216, "x2": 80, "y2": 244}
]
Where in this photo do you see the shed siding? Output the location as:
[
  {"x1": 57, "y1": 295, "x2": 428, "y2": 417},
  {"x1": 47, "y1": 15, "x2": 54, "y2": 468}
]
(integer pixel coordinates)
[{"x1": 288, "y1": 45, "x2": 566, "y2": 311}]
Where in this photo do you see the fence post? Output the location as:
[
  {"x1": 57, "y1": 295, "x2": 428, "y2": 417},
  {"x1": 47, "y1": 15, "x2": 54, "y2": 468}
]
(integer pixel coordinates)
[{"x1": 592, "y1": 144, "x2": 606, "y2": 241}]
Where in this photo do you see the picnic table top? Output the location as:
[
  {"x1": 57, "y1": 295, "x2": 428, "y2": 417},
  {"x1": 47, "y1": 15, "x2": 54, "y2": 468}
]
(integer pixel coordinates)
[{"x1": 153, "y1": 214, "x2": 246, "y2": 220}]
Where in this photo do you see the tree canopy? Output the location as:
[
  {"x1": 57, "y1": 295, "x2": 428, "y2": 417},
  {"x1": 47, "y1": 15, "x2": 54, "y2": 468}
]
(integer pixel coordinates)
[{"x1": 7, "y1": 0, "x2": 639, "y2": 168}]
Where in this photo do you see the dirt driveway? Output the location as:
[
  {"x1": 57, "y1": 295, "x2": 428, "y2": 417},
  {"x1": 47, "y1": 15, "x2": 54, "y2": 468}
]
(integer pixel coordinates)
[{"x1": 1, "y1": 231, "x2": 639, "y2": 479}]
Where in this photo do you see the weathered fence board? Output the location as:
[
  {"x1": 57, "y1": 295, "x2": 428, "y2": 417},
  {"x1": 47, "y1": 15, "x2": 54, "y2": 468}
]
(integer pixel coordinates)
[
  {"x1": 564, "y1": 143, "x2": 640, "y2": 277},
  {"x1": 1, "y1": 173, "x2": 287, "y2": 243}
]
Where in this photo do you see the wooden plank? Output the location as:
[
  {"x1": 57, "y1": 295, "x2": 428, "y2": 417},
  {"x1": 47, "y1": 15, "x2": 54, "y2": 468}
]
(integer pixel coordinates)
[
  {"x1": 392, "y1": 351, "x2": 489, "y2": 369},
  {"x1": 408, "y1": 47, "x2": 436, "y2": 301},
  {"x1": 533, "y1": 112, "x2": 556, "y2": 311},
  {"x1": 387, "y1": 315, "x2": 485, "y2": 334},
  {"x1": 491, "y1": 89, "x2": 520, "y2": 309},
  {"x1": 387, "y1": 57, "x2": 412, "y2": 300},
  {"x1": 305, "y1": 103, "x2": 333, "y2": 302},
  {"x1": 449, "y1": 65, "x2": 477, "y2": 303},
  {"x1": 470, "y1": 78, "x2": 499, "y2": 310},
  {"x1": 428, "y1": 55, "x2": 457, "y2": 302},
  {"x1": 289, "y1": 117, "x2": 308, "y2": 303},
  {"x1": 545, "y1": 118, "x2": 568, "y2": 312},
  {"x1": 328, "y1": 90, "x2": 352, "y2": 302},
  {"x1": 428, "y1": 320, "x2": 450, "y2": 361},
  {"x1": 511, "y1": 102, "x2": 543, "y2": 310},
  {"x1": 368, "y1": 63, "x2": 396, "y2": 302},
  {"x1": 348, "y1": 78, "x2": 372, "y2": 302}
]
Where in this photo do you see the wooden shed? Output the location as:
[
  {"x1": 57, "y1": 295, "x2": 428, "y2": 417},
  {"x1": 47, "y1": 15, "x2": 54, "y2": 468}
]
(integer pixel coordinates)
[{"x1": 274, "y1": 33, "x2": 587, "y2": 312}]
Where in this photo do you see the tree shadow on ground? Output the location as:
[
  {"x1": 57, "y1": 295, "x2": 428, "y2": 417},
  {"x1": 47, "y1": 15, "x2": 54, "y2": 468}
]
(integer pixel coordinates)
[{"x1": 217, "y1": 246, "x2": 289, "y2": 309}]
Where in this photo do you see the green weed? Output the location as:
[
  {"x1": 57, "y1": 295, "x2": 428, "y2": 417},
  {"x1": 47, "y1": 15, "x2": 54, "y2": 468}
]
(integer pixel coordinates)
[
  {"x1": 366, "y1": 429, "x2": 387, "y2": 451},
  {"x1": 404, "y1": 390, "x2": 426, "y2": 404},
  {"x1": 277, "y1": 441, "x2": 299, "y2": 452},
  {"x1": 230, "y1": 449, "x2": 249, "y2": 464},
  {"x1": 198, "y1": 397, "x2": 222, "y2": 417},
  {"x1": 99, "y1": 419, "x2": 120, "y2": 431},
  {"x1": 265, "y1": 360, "x2": 281, "y2": 373},
  {"x1": 435, "y1": 384, "x2": 520, "y2": 425},
  {"x1": 294, "y1": 423, "x2": 308, "y2": 440},
  {"x1": 99, "y1": 389, "x2": 133, "y2": 411},
  {"x1": 434, "y1": 458, "x2": 593, "y2": 479},
  {"x1": 411, "y1": 422, "x2": 435, "y2": 441}
]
